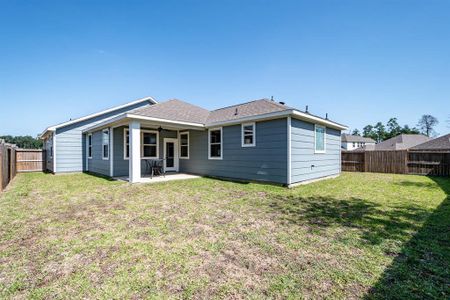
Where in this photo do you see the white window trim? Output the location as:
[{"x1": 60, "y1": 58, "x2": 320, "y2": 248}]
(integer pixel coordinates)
[
  {"x1": 123, "y1": 128, "x2": 160, "y2": 159},
  {"x1": 179, "y1": 131, "x2": 190, "y2": 159},
  {"x1": 208, "y1": 127, "x2": 223, "y2": 160},
  {"x1": 241, "y1": 122, "x2": 256, "y2": 147},
  {"x1": 314, "y1": 124, "x2": 326, "y2": 154},
  {"x1": 102, "y1": 129, "x2": 110, "y2": 160},
  {"x1": 141, "y1": 130, "x2": 159, "y2": 159},
  {"x1": 88, "y1": 133, "x2": 93, "y2": 159}
]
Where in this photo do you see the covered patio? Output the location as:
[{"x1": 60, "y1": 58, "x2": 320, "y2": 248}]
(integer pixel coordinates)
[
  {"x1": 82, "y1": 100, "x2": 209, "y2": 183},
  {"x1": 115, "y1": 172, "x2": 201, "y2": 184}
]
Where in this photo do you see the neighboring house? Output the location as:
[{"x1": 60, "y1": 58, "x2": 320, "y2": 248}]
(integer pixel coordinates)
[
  {"x1": 40, "y1": 96, "x2": 347, "y2": 187},
  {"x1": 341, "y1": 134, "x2": 375, "y2": 151},
  {"x1": 361, "y1": 134, "x2": 431, "y2": 151},
  {"x1": 410, "y1": 133, "x2": 450, "y2": 151}
]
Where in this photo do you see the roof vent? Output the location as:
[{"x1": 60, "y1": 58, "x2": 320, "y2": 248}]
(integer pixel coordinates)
[
  {"x1": 305, "y1": 105, "x2": 309, "y2": 113},
  {"x1": 234, "y1": 108, "x2": 238, "y2": 115},
  {"x1": 270, "y1": 96, "x2": 274, "y2": 101},
  {"x1": 279, "y1": 101, "x2": 285, "y2": 105},
  {"x1": 325, "y1": 113, "x2": 328, "y2": 120}
]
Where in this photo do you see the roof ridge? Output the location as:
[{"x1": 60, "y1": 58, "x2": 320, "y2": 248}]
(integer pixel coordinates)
[
  {"x1": 210, "y1": 98, "x2": 271, "y2": 112},
  {"x1": 132, "y1": 98, "x2": 210, "y2": 112}
]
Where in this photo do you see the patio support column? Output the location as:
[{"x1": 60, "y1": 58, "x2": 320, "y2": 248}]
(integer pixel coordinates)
[{"x1": 129, "y1": 121, "x2": 141, "y2": 183}]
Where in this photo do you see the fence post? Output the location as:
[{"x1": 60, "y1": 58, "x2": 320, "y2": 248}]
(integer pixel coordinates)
[
  {"x1": 405, "y1": 150, "x2": 409, "y2": 174},
  {"x1": 363, "y1": 151, "x2": 368, "y2": 172}
]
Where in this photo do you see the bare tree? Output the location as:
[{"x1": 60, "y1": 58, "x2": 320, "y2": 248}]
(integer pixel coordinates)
[{"x1": 417, "y1": 115, "x2": 439, "y2": 137}]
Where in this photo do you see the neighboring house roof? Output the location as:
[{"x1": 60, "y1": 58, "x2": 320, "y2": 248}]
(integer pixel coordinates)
[
  {"x1": 129, "y1": 99, "x2": 210, "y2": 124},
  {"x1": 40, "y1": 96, "x2": 157, "y2": 138},
  {"x1": 362, "y1": 134, "x2": 431, "y2": 151},
  {"x1": 341, "y1": 134, "x2": 375, "y2": 143},
  {"x1": 410, "y1": 133, "x2": 450, "y2": 151}
]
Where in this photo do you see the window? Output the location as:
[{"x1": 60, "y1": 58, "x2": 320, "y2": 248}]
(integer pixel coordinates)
[
  {"x1": 180, "y1": 132, "x2": 189, "y2": 159},
  {"x1": 241, "y1": 122, "x2": 255, "y2": 147},
  {"x1": 124, "y1": 129, "x2": 130, "y2": 159},
  {"x1": 102, "y1": 129, "x2": 109, "y2": 160},
  {"x1": 124, "y1": 128, "x2": 159, "y2": 159},
  {"x1": 87, "y1": 134, "x2": 92, "y2": 159},
  {"x1": 353, "y1": 142, "x2": 356, "y2": 147},
  {"x1": 48, "y1": 140, "x2": 53, "y2": 158},
  {"x1": 142, "y1": 130, "x2": 158, "y2": 158},
  {"x1": 208, "y1": 127, "x2": 222, "y2": 159},
  {"x1": 315, "y1": 125, "x2": 326, "y2": 153}
]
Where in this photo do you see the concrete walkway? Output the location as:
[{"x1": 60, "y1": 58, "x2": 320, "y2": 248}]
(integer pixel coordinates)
[{"x1": 115, "y1": 173, "x2": 201, "y2": 184}]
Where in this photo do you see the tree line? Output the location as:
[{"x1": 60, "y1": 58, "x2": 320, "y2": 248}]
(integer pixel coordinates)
[
  {"x1": 0, "y1": 135, "x2": 43, "y2": 149},
  {"x1": 351, "y1": 115, "x2": 439, "y2": 143}
]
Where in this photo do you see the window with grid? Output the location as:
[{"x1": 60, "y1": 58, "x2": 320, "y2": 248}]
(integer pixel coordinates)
[
  {"x1": 241, "y1": 123, "x2": 255, "y2": 147},
  {"x1": 102, "y1": 129, "x2": 109, "y2": 160},
  {"x1": 315, "y1": 125, "x2": 326, "y2": 153},
  {"x1": 180, "y1": 132, "x2": 189, "y2": 158},
  {"x1": 142, "y1": 131, "x2": 158, "y2": 158},
  {"x1": 209, "y1": 128, "x2": 222, "y2": 159}
]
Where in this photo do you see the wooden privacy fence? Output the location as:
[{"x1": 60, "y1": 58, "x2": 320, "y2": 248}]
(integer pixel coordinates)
[
  {"x1": 16, "y1": 149, "x2": 46, "y2": 172},
  {"x1": 0, "y1": 140, "x2": 46, "y2": 192},
  {"x1": 342, "y1": 150, "x2": 450, "y2": 176},
  {"x1": 0, "y1": 141, "x2": 17, "y2": 192}
]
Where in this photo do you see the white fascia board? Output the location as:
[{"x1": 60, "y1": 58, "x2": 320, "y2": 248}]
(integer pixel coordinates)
[
  {"x1": 40, "y1": 96, "x2": 157, "y2": 137},
  {"x1": 206, "y1": 109, "x2": 347, "y2": 130},
  {"x1": 125, "y1": 114, "x2": 205, "y2": 128},
  {"x1": 82, "y1": 114, "x2": 128, "y2": 133},
  {"x1": 291, "y1": 111, "x2": 348, "y2": 130},
  {"x1": 39, "y1": 129, "x2": 55, "y2": 140},
  {"x1": 82, "y1": 113, "x2": 205, "y2": 133}
]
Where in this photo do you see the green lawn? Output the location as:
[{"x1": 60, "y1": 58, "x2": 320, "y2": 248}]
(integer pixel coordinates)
[{"x1": 0, "y1": 172, "x2": 448, "y2": 299}]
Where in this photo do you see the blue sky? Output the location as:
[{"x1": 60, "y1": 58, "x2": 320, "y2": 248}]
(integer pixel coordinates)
[{"x1": 1, "y1": 0, "x2": 449, "y2": 136}]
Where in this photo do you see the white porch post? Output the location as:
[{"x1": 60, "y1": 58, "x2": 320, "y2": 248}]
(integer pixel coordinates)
[{"x1": 129, "y1": 121, "x2": 141, "y2": 183}]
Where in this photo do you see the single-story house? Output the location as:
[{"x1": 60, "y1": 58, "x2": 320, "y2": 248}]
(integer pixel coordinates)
[
  {"x1": 341, "y1": 134, "x2": 375, "y2": 151},
  {"x1": 361, "y1": 134, "x2": 431, "y2": 151},
  {"x1": 40, "y1": 96, "x2": 347, "y2": 186},
  {"x1": 410, "y1": 133, "x2": 450, "y2": 152}
]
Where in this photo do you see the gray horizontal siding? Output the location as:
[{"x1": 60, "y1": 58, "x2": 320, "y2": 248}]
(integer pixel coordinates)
[
  {"x1": 290, "y1": 119, "x2": 341, "y2": 183},
  {"x1": 87, "y1": 130, "x2": 110, "y2": 176},
  {"x1": 54, "y1": 101, "x2": 151, "y2": 173},
  {"x1": 180, "y1": 118, "x2": 288, "y2": 184},
  {"x1": 112, "y1": 126, "x2": 177, "y2": 177}
]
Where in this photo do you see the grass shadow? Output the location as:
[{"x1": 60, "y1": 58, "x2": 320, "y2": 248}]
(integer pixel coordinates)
[
  {"x1": 365, "y1": 177, "x2": 450, "y2": 299},
  {"x1": 83, "y1": 171, "x2": 116, "y2": 181},
  {"x1": 269, "y1": 194, "x2": 429, "y2": 245},
  {"x1": 269, "y1": 177, "x2": 449, "y2": 297}
]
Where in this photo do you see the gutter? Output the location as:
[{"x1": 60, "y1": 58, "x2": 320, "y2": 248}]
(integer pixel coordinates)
[
  {"x1": 206, "y1": 109, "x2": 348, "y2": 131},
  {"x1": 82, "y1": 109, "x2": 348, "y2": 133}
]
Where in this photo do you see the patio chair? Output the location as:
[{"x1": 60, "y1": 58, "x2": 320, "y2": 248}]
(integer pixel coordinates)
[{"x1": 151, "y1": 159, "x2": 165, "y2": 179}]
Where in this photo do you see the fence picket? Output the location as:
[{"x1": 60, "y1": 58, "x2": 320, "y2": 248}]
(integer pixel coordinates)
[{"x1": 342, "y1": 150, "x2": 450, "y2": 176}]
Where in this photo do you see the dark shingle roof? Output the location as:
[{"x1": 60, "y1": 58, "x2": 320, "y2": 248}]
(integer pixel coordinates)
[
  {"x1": 364, "y1": 134, "x2": 431, "y2": 151},
  {"x1": 129, "y1": 99, "x2": 210, "y2": 124},
  {"x1": 206, "y1": 99, "x2": 292, "y2": 124},
  {"x1": 341, "y1": 134, "x2": 375, "y2": 143},
  {"x1": 411, "y1": 133, "x2": 450, "y2": 151},
  {"x1": 126, "y1": 98, "x2": 346, "y2": 129}
]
